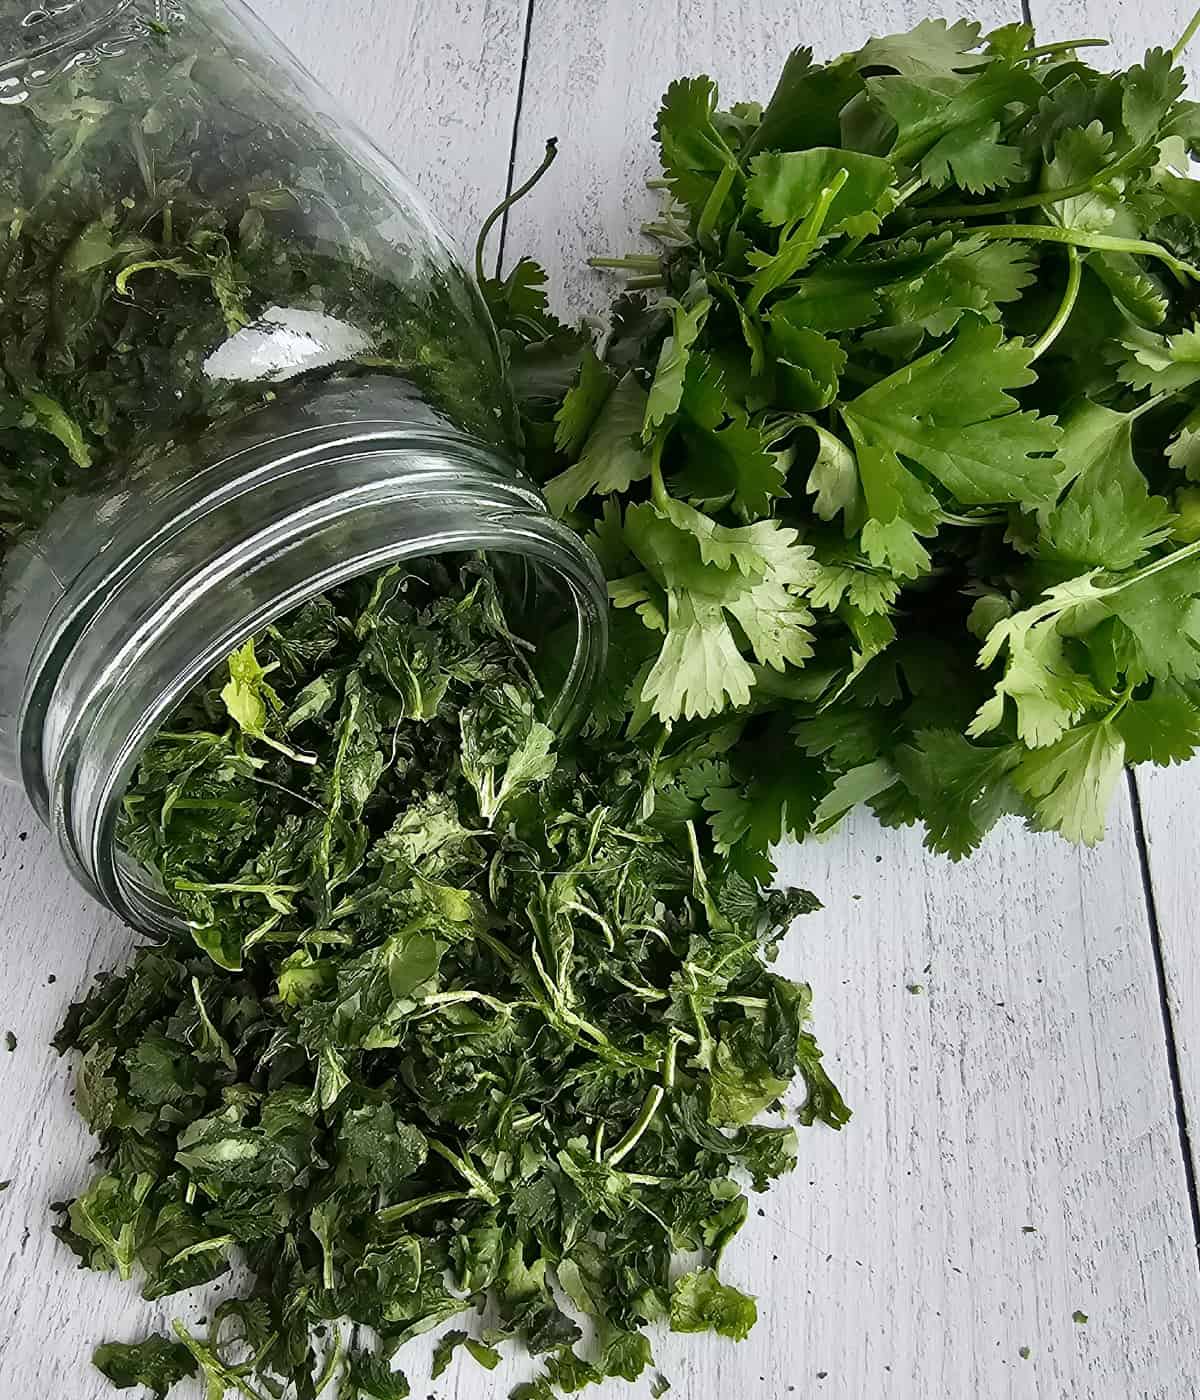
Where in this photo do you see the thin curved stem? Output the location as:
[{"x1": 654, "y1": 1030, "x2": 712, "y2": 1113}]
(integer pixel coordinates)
[
  {"x1": 1028, "y1": 246, "x2": 1082, "y2": 362},
  {"x1": 1019, "y1": 37, "x2": 1109, "y2": 61},
  {"x1": 969, "y1": 224, "x2": 1200, "y2": 281},
  {"x1": 607, "y1": 1085, "x2": 666, "y2": 1167},
  {"x1": 1175, "y1": 4, "x2": 1200, "y2": 59},
  {"x1": 474, "y1": 137, "x2": 558, "y2": 286},
  {"x1": 928, "y1": 145, "x2": 1147, "y2": 221}
]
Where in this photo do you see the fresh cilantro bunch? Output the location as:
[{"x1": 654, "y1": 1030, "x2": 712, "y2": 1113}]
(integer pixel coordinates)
[
  {"x1": 58, "y1": 558, "x2": 844, "y2": 1399},
  {"x1": 488, "y1": 15, "x2": 1200, "y2": 875}
]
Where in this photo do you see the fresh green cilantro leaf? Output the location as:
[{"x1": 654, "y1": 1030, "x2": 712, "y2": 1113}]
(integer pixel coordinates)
[
  {"x1": 881, "y1": 237, "x2": 1035, "y2": 336},
  {"x1": 766, "y1": 308, "x2": 847, "y2": 410},
  {"x1": 546, "y1": 374, "x2": 654, "y2": 514},
  {"x1": 675, "y1": 408, "x2": 790, "y2": 516},
  {"x1": 1119, "y1": 326, "x2": 1200, "y2": 395},
  {"x1": 811, "y1": 760, "x2": 898, "y2": 834},
  {"x1": 894, "y1": 730, "x2": 1023, "y2": 858},
  {"x1": 655, "y1": 77, "x2": 741, "y2": 228},
  {"x1": 840, "y1": 322, "x2": 1060, "y2": 575},
  {"x1": 984, "y1": 23, "x2": 1034, "y2": 60},
  {"x1": 747, "y1": 49, "x2": 864, "y2": 156},
  {"x1": 970, "y1": 574, "x2": 1109, "y2": 746},
  {"x1": 644, "y1": 288, "x2": 712, "y2": 437},
  {"x1": 554, "y1": 346, "x2": 616, "y2": 456},
  {"x1": 772, "y1": 268, "x2": 880, "y2": 333},
  {"x1": 870, "y1": 63, "x2": 1039, "y2": 175},
  {"x1": 803, "y1": 421, "x2": 863, "y2": 523},
  {"x1": 746, "y1": 148, "x2": 895, "y2": 237},
  {"x1": 1014, "y1": 719, "x2": 1125, "y2": 844},
  {"x1": 1043, "y1": 121, "x2": 1125, "y2": 233},
  {"x1": 620, "y1": 500, "x2": 815, "y2": 719},
  {"x1": 1122, "y1": 48, "x2": 1187, "y2": 146},
  {"x1": 842, "y1": 321, "x2": 1061, "y2": 508},
  {"x1": 921, "y1": 119, "x2": 1024, "y2": 193},
  {"x1": 1117, "y1": 684, "x2": 1200, "y2": 764},
  {"x1": 1041, "y1": 401, "x2": 1176, "y2": 569},
  {"x1": 1103, "y1": 554, "x2": 1200, "y2": 682},
  {"x1": 855, "y1": 17, "x2": 985, "y2": 77}
]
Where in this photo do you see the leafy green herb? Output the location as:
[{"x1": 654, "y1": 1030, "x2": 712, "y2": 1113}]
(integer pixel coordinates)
[
  {"x1": 497, "y1": 13, "x2": 1200, "y2": 869},
  {"x1": 92, "y1": 1337, "x2": 197, "y2": 1397},
  {"x1": 58, "y1": 556, "x2": 841, "y2": 1398}
]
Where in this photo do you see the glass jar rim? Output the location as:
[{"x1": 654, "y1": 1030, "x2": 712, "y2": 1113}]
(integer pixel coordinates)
[
  {"x1": 2, "y1": 0, "x2": 137, "y2": 73},
  {"x1": 18, "y1": 379, "x2": 607, "y2": 933}
]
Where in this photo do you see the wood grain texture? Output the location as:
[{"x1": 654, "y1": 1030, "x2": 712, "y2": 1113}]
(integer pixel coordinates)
[
  {"x1": 2, "y1": 2, "x2": 1200, "y2": 1398},
  {"x1": 1030, "y1": 0, "x2": 1200, "y2": 1238},
  {"x1": 248, "y1": 0, "x2": 530, "y2": 247}
]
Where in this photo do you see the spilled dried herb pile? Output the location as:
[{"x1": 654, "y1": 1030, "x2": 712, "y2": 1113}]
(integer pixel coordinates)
[{"x1": 56, "y1": 557, "x2": 845, "y2": 1397}]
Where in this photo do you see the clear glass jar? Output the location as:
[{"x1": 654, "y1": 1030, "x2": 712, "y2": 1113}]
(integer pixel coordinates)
[{"x1": 0, "y1": 0, "x2": 606, "y2": 927}]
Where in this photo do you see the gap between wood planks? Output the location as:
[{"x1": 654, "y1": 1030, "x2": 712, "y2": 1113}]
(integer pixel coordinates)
[
  {"x1": 494, "y1": 0, "x2": 540, "y2": 273},
  {"x1": 495, "y1": 0, "x2": 1200, "y2": 1278},
  {"x1": 1128, "y1": 769, "x2": 1200, "y2": 1256}
]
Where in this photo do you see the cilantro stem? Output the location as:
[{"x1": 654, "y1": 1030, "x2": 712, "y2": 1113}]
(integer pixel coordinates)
[
  {"x1": 928, "y1": 144, "x2": 1149, "y2": 220},
  {"x1": 1175, "y1": 4, "x2": 1200, "y2": 58},
  {"x1": 474, "y1": 137, "x2": 558, "y2": 286},
  {"x1": 376, "y1": 1190, "x2": 468, "y2": 1228},
  {"x1": 969, "y1": 224, "x2": 1200, "y2": 281},
  {"x1": 163, "y1": 1234, "x2": 235, "y2": 1270},
  {"x1": 939, "y1": 509, "x2": 1007, "y2": 527},
  {"x1": 171, "y1": 1323, "x2": 270, "y2": 1400},
  {"x1": 1101, "y1": 536, "x2": 1200, "y2": 593},
  {"x1": 649, "y1": 435, "x2": 670, "y2": 512},
  {"x1": 1128, "y1": 388, "x2": 1175, "y2": 420},
  {"x1": 607, "y1": 1085, "x2": 666, "y2": 1167},
  {"x1": 1018, "y1": 37, "x2": 1109, "y2": 60},
  {"x1": 662, "y1": 1034, "x2": 680, "y2": 1089},
  {"x1": 746, "y1": 168, "x2": 849, "y2": 312},
  {"x1": 1028, "y1": 246, "x2": 1081, "y2": 361},
  {"x1": 427, "y1": 1140, "x2": 500, "y2": 1204}
]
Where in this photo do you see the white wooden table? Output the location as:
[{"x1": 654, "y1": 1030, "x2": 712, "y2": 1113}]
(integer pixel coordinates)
[{"x1": 3, "y1": 2, "x2": 1200, "y2": 1396}]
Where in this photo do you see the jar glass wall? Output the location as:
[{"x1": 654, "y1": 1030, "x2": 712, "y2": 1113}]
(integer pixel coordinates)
[{"x1": 0, "y1": 0, "x2": 606, "y2": 928}]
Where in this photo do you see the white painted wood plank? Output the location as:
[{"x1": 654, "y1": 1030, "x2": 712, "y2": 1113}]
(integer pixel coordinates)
[
  {"x1": 1031, "y1": 0, "x2": 1200, "y2": 1235},
  {"x1": 248, "y1": 0, "x2": 529, "y2": 248},
  {"x1": 0, "y1": 2, "x2": 529, "y2": 1397},
  {"x1": 501, "y1": 3, "x2": 1200, "y2": 1396}
]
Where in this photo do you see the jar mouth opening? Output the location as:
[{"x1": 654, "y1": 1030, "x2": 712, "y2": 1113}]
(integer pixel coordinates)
[
  {"x1": 111, "y1": 538, "x2": 605, "y2": 937},
  {"x1": 18, "y1": 378, "x2": 607, "y2": 936},
  {"x1": 1, "y1": 0, "x2": 136, "y2": 73}
]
